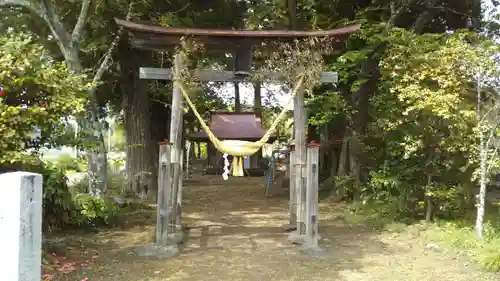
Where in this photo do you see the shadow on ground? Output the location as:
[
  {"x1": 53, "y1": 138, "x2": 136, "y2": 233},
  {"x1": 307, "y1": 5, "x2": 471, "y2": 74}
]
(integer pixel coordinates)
[
  {"x1": 47, "y1": 176, "x2": 395, "y2": 281},
  {"x1": 48, "y1": 175, "x2": 497, "y2": 281}
]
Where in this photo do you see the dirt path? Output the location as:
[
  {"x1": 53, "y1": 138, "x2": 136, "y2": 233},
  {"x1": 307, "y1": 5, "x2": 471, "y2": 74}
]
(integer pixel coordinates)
[{"x1": 50, "y1": 176, "x2": 498, "y2": 281}]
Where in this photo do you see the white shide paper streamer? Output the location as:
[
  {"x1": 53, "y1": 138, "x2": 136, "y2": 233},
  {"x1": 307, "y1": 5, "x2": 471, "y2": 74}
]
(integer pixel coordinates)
[{"x1": 222, "y1": 153, "x2": 230, "y2": 180}]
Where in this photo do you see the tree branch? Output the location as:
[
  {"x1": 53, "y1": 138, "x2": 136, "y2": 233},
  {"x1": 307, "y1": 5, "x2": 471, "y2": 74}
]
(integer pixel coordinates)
[
  {"x1": 486, "y1": 139, "x2": 500, "y2": 174},
  {"x1": 0, "y1": 0, "x2": 74, "y2": 51},
  {"x1": 486, "y1": 125, "x2": 496, "y2": 151},
  {"x1": 71, "y1": 0, "x2": 91, "y2": 44},
  {"x1": 386, "y1": 0, "x2": 420, "y2": 30},
  {"x1": 412, "y1": 0, "x2": 440, "y2": 33},
  {"x1": 90, "y1": 1, "x2": 135, "y2": 89},
  {"x1": 479, "y1": 102, "x2": 500, "y2": 125},
  {"x1": 0, "y1": 0, "x2": 42, "y2": 18},
  {"x1": 428, "y1": 5, "x2": 473, "y2": 18},
  {"x1": 361, "y1": 0, "x2": 420, "y2": 59},
  {"x1": 38, "y1": 0, "x2": 71, "y2": 47}
]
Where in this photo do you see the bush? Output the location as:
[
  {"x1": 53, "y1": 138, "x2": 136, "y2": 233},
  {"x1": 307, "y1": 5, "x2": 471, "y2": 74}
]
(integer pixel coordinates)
[
  {"x1": 52, "y1": 153, "x2": 87, "y2": 172},
  {"x1": 53, "y1": 153, "x2": 79, "y2": 171},
  {"x1": 70, "y1": 170, "x2": 126, "y2": 196},
  {"x1": 73, "y1": 194, "x2": 120, "y2": 225},
  {"x1": 1, "y1": 156, "x2": 79, "y2": 231},
  {"x1": 41, "y1": 167, "x2": 79, "y2": 230},
  {"x1": 2, "y1": 155, "x2": 124, "y2": 231},
  {"x1": 320, "y1": 175, "x2": 359, "y2": 200}
]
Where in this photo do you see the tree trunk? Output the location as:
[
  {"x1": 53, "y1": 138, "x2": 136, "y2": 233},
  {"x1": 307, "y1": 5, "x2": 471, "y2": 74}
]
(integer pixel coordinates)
[
  {"x1": 475, "y1": 76, "x2": 487, "y2": 240},
  {"x1": 307, "y1": 124, "x2": 318, "y2": 143},
  {"x1": 476, "y1": 139, "x2": 487, "y2": 239},
  {"x1": 62, "y1": 47, "x2": 108, "y2": 196},
  {"x1": 337, "y1": 133, "x2": 349, "y2": 176},
  {"x1": 425, "y1": 174, "x2": 434, "y2": 222},
  {"x1": 330, "y1": 149, "x2": 338, "y2": 177},
  {"x1": 349, "y1": 56, "x2": 380, "y2": 186},
  {"x1": 319, "y1": 125, "x2": 328, "y2": 173},
  {"x1": 334, "y1": 127, "x2": 349, "y2": 199},
  {"x1": 84, "y1": 107, "x2": 109, "y2": 196},
  {"x1": 121, "y1": 45, "x2": 155, "y2": 198},
  {"x1": 287, "y1": 0, "x2": 297, "y2": 29},
  {"x1": 150, "y1": 97, "x2": 171, "y2": 194}
]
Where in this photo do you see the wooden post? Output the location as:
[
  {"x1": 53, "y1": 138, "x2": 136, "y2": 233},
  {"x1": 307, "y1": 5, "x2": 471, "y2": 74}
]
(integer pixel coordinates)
[
  {"x1": 306, "y1": 142, "x2": 320, "y2": 247},
  {"x1": 169, "y1": 53, "x2": 184, "y2": 233},
  {"x1": 0, "y1": 172, "x2": 43, "y2": 281},
  {"x1": 185, "y1": 140, "x2": 191, "y2": 178},
  {"x1": 288, "y1": 149, "x2": 297, "y2": 228},
  {"x1": 207, "y1": 142, "x2": 212, "y2": 167},
  {"x1": 156, "y1": 142, "x2": 172, "y2": 245},
  {"x1": 294, "y1": 86, "x2": 307, "y2": 236},
  {"x1": 175, "y1": 148, "x2": 184, "y2": 228}
]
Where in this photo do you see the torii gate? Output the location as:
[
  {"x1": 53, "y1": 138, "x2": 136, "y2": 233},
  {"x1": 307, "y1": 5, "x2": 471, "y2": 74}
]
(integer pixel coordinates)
[{"x1": 115, "y1": 18, "x2": 360, "y2": 256}]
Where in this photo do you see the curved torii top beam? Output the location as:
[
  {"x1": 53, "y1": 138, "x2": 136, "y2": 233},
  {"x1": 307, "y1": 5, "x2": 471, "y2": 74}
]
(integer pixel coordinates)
[{"x1": 114, "y1": 18, "x2": 361, "y2": 51}]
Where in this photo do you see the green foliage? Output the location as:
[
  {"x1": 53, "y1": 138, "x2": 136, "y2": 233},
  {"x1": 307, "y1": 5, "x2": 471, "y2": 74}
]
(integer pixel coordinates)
[
  {"x1": 109, "y1": 157, "x2": 125, "y2": 172},
  {"x1": 73, "y1": 194, "x2": 120, "y2": 225},
  {"x1": 333, "y1": 175, "x2": 358, "y2": 200},
  {"x1": 308, "y1": 91, "x2": 348, "y2": 126},
  {"x1": 39, "y1": 165, "x2": 77, "y2": 230},
  {"x1": 261, "y1": 107, "x2": 292, "y2": 139},
  {"x1": 0, "y1": 32, "x2": 89, "y2": 163},
  {"x1": 336, "y1": 201, "x2": 500, "y2": 272},
  {"x1": 71, "y1": 169, "x2": 126, "y2": 197},
  {"x1": 110, "y1": 122, "x2": 126, "y2": 152},
  {"x1": 333, "y1": 201, "x2": 414, "y2": 230},
  {"x1": 482, "y1": 252, "x2": 500, "y2": 272},
  {"x1": 7, "y1": 155, "x2": 123, "y2": 230},
  {"x1": 348, "y1": 29, "x2": 500, "y2": 220},
  {"x1": 0, "y1": 32, "x2": 123, "y2": 227},
  {"x1": 4, "y1": 155, "x2": 79, "y2": 231},
  {"x1": 51, "y1": 153, "x2": 87, "y2": 172},
  {"x1": 40, "y1": 167, "x2": 76, "y2": 230},
  {"x1": 197, "y1": 142, "x2": 208, "y2": 158},
  {"x1": 423, "y1": 220, "x2": 500, "y2": 272},
  {"x1": 308, "y1": 5, "x2": 491, "y2": 226}
]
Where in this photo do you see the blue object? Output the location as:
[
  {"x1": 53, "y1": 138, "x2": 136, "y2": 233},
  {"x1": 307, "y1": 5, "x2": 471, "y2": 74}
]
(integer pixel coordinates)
[{"x1": 264, "y1": 149, "x2": 290, "y2": 198}]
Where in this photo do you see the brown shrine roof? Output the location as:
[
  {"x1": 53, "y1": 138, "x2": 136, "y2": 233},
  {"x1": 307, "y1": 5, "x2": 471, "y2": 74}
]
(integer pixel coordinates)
[
  {"x1": 189, "y1": 112, "x2": 275, "y2": 142},
  {"x1": 114, "y1": 18, "x2": 361, "y2": 51}
]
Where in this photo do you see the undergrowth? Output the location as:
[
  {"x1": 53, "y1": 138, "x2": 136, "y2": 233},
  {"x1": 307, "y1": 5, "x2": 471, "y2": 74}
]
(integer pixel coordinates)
[
  {"x1": 422, "y1": 221, "x2": 500, "y2": 272},
  {"x1": 333, "y1": 201, "x2": 500, "y2": 272}
]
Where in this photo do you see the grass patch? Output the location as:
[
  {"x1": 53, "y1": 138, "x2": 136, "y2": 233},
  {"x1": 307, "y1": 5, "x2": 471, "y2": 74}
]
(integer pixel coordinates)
[
  {"x1": 329, "y1": 201, "x2": 500, "y2": 272},
  {"x1": 331, "y1": 202, "x2": 412, "y2": 233},
  {"x1": 422, "y1": 221, "x2": 500, "y2": 272}
]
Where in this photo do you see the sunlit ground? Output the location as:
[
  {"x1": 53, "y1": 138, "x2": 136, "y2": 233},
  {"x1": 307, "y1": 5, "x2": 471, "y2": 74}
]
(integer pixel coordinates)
[{"x1": 45, "y1": 176, "x2": 498, "y2": 281}]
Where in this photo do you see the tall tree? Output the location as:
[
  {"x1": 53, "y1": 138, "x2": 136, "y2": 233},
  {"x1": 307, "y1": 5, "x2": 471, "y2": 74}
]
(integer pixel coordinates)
[
  {"x1": 0, "y1": 0, "x2": 136, "y2": 195},
  {"x1": 117, "y1": 0, "x2": 248, "y2": 197},
  {"x1": 0, "y1": 32, "x2": 89, "y2": 162}
]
